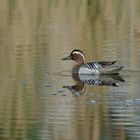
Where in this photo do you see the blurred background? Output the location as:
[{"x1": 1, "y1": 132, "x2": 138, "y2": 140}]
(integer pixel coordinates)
[{"x1": 0, "y1": 0, "x2": 140, "y2": 140}]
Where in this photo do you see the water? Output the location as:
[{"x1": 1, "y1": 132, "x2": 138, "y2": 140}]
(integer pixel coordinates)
[{"x1": 0, "y1": 0, "x2": 140, "y2": 139}]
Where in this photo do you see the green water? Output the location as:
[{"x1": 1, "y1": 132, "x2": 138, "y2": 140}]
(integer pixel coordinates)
[{"x1": 0, "y1": 0, "x2": 140, "y2": 139}]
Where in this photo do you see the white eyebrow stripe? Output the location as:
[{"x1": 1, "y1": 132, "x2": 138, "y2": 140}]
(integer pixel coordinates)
[{"x1": 73, "y1": 51, "x2": 85, "y2": 61}]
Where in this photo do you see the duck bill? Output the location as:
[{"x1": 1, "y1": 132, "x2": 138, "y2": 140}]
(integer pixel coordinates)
[{"x1": 62, "y1": 55, "x2": 72, "y2": 60}]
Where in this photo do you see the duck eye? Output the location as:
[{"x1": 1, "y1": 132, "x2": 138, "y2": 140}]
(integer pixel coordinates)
[{"x1": 70, "y1": 53, "x2": 78, "y2": 60}]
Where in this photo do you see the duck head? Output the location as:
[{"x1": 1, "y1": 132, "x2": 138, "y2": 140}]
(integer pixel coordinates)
[{"x1": 62, "y1": 49, "x2": 85, "y2": 65}]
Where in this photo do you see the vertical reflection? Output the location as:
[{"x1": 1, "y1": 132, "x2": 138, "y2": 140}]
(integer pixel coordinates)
[
  {"x1": 40, "y1": 95, "x2": 105, "y2": 140},
  {"x1": 0, "y1": 0, "x2": 39, "y2": 139}
]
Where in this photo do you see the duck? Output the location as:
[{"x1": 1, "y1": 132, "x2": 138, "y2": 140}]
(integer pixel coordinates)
[{"x1": 62, "y1": 49, "x2": 124, "y2": 74}]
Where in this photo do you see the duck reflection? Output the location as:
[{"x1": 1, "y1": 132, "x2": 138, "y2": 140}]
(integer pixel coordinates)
[
  {"x1": 77, "y1": 74, "x2": 125, "y2": 87},
  {"x1": 63, "y1": 74, "x2": 125, "y2": 96}
]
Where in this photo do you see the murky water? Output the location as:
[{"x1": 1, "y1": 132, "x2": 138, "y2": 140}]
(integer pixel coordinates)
[{"x1": 0, "y1": 0, "x2": 140, "y2": 139}]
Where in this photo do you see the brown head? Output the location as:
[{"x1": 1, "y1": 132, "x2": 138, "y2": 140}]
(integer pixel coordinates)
[{"x1": 62, "y1": 49, "x2": 85, "y2": 65}]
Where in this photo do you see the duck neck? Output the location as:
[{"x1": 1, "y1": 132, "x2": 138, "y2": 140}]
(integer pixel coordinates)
[
  {"x1": 76, "y1": 60, "x2": 84, "y2": 66},
  {"x1": 75, "y1": 56, "x2": 85, "y2": 65},
  {"x1": 72, "y1": 61, "x2": 84, "y2": 74}
]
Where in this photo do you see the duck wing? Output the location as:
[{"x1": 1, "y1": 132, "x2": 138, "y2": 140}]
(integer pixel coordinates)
[
  {"x1": 97, "y1": 61, "x2": 117, "y2": 68},
  {"x1": 81, "y1": 61, "x2": 117, "y2": 71}
]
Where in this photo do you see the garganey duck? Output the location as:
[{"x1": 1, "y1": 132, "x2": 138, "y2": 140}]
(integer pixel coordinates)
[{"x1": 62, "y1": 49, "x2": 124, "y2": 74}]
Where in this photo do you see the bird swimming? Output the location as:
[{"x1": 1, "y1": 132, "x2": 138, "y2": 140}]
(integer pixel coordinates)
[{"x1": 62, "y1": 49, "x2": 124, "y2": 74}]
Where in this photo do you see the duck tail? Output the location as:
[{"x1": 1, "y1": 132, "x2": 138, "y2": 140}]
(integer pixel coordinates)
[
  {"x1": 117, "y1": 66, "x2": 124, "y2": 71},
  {"x1": 112, "y1": 61, "x2": 117, "y2": 64},
  {"x1": 111, "y1": 66, "x2": 124, "y2": 73}
]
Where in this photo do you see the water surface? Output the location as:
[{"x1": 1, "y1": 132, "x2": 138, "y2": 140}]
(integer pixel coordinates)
[{"x1": 0, "y1": 0, "x2": 140, "y2": 140}]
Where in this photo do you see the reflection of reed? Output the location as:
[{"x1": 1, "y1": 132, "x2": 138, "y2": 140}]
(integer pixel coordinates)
[
  {"x1": 0, "y1": 0, "x2": 140, "y2": 139},
  {"x1": 0, "y1": 0, "x2": 40, "y2": 139}
]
